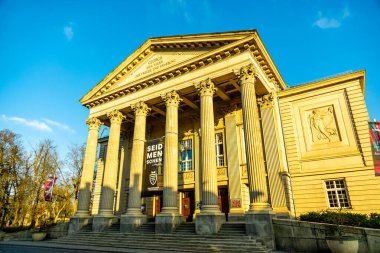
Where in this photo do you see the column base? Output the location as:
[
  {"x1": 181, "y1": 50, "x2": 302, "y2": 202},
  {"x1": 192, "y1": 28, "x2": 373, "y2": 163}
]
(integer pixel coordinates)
[
  {"x1": 245, "y1": 210, "x2": 276, "y2": 250},
  {"x1": 192, "y1": 208, "x2": 201, "y2": 221},
  {"x1": 120, "y1": 212, "x2": 147, "y2": 233},
  {"x1": 228, "y1": 214, "x2": 245, "y2": 222},
  {"x1": 68, "y1": 216, "x2": 93, "y2": 235},
  {"x1": 92, "y1": 215, "x2": 118, "y2": 232},
  {"x1": 155, "y1": 213, "x2": 184, "y2": 233},
  {"x1": 195, "y1": 212, "x2": 225, "y2": 235}
]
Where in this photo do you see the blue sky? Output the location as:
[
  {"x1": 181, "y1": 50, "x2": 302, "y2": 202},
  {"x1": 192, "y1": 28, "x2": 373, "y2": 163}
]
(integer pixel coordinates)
[{"x1": 0, "y1": 0, "x2": 379, "y2": 157}]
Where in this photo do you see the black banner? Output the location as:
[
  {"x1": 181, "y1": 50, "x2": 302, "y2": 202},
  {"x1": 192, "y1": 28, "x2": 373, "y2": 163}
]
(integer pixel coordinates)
[{"x1": 143, "y1": 138, "x2": 164, "y2": 194}]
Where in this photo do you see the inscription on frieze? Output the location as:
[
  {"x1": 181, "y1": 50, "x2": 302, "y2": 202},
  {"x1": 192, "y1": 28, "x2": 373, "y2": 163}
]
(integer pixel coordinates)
[{"x1": 133, "y1": 55, "x2": 176, "y2": 79}]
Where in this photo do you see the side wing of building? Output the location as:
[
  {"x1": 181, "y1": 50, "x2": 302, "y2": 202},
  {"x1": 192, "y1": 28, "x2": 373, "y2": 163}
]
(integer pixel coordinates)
[{"x1": 278, "y1": 71, "x2": 380, "y2": 214}]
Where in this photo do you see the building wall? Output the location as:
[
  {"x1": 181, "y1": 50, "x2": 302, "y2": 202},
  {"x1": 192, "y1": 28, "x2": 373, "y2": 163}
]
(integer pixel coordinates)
[{"x1": 278, "y1": 74, "x2": 380, "y2": 215}]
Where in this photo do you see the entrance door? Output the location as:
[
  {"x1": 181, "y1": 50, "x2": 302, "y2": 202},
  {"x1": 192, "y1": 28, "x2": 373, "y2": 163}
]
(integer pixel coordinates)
[
  {"x1": 181, "y1": 191, "x2": 194, "y2": 222},
  {"x1": 155, "y1": 196, "x2": 161, "y2": 216},
  {"x1": 182, "y1": 197, "x2": 191, "y2": 221},
  {"x1": 218, "y1": 188, "x2": 229, "y2": 221}
]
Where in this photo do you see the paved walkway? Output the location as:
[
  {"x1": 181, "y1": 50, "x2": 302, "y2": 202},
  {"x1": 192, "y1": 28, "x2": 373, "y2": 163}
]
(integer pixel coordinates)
[{"x1": 0, "y1": 240, "x2": 178, "y2": 253}]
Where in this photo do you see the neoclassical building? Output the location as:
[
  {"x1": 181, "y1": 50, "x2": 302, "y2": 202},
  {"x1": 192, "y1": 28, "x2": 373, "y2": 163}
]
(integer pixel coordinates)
[{"x1": 69, "y1": 30, "x2": 379, "y2": 241}]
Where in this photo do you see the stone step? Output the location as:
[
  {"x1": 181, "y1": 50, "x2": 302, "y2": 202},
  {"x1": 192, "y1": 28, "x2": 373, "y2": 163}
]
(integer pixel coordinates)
[
  {"x1": 58, "y1": 233, "x2": 257, "y2": 242},
  {"x1": 67, "y1": 231, "x2": 255, "y2": 240},
  {"x1": 54, "y1": 239, "x2": 269, "y2": 253},
  {"x1": 58, "y1": 235, "x2": 259, "y2": 247}
]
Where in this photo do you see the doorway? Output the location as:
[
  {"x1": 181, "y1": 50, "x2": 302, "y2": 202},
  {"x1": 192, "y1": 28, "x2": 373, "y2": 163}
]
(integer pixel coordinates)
[
  {"x1": 181, "y1": 191, "x2": 195, "y2": 222},
  {"x1": 218, "y1": 187, "x2": 229, "y2": 221}
]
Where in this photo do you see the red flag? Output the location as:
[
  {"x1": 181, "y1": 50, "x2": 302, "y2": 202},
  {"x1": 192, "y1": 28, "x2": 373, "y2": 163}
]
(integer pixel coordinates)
[{"x1": 44, "y1": 175, "x2": 58, "y2": 202}]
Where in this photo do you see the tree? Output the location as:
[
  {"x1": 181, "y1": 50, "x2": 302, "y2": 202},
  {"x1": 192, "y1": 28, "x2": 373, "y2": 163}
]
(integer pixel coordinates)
[
  {"x1": 0, "y1": 129, "x2": 24, "y2": 228},
  {"x1": 65, "y1": 143, "x2": 85, "y2": 214},
  {"x1": 29, "y1": 140, "x2": 60, "y2": 227}
]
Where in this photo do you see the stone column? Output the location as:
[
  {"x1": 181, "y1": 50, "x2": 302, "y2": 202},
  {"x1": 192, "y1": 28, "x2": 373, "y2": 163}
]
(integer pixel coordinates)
[
  {"x1": 93, "y1": 110, "x2": 125, "y2": 232},
  {"x1": 121, "y1": 101, "x2": 150, "y2": 233},
  {"x1": 156, "y1": 91, "x2": 184, "y2": 233},
  {"x1": 69, "y1": 117, "x2": 102, "y2": 234},
  {"x1": 194, "y1": 78, "x2": 224, "y2": 235},
  {"x1": 236, "y1": 64, "x2": 274, "y2": 249}
]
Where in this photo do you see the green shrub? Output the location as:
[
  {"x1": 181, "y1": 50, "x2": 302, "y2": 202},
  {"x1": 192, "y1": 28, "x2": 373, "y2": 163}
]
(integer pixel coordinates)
[{"x1": 299, "y1": 210, "x2": 380, "y2": 229}]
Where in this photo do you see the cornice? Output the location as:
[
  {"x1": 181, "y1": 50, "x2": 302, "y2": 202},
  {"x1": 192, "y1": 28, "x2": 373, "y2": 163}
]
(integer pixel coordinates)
[
  {"x1": 278, "y1": 70, "x2": 365, "y2": 99},
  {"x1": 81, "y1": 31, "x2": 287, "y2": 109}
]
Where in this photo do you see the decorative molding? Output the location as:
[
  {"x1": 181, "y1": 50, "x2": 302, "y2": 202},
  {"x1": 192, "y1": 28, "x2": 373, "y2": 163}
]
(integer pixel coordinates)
[
  {"x1": 85, "y1": 117, "x2": 103, "y2": 131},
  {"x1": 107, "y1": 110, "x2": 126, "y2": 124},
  {"x1": 161, "y1": 90, "x2": 182, "y2": 107},
  {"x1": 235, "y1": 64, "x2": 259, "y2": 86},
  {"x1": 195, "y1": 78, "x2": 216, "y2": 96},
  {"x1": 131, "y1": 101, "x2": 151, "y2": 116},
  {"x1": 258, "y1": 93, "x2": 274, "y2": 108},
  {"x1": 82, "y1": 33, "x2": 286, "y2": 109}
]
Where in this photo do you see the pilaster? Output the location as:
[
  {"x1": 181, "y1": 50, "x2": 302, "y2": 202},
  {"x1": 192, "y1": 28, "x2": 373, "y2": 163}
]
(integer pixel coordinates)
[
  {"x1": 223, "y1": 106, "x2": 245, "y2": 221},
  {"x1": 258, "y1": 93, "x2": 289, "y2": 218},
  {"x1": 121, "y1": 101, "x2": 150, "y2": 233}
]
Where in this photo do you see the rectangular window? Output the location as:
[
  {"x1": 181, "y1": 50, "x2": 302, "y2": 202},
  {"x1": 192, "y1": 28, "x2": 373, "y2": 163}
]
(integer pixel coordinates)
[
  {"x1": 179, "y1": 139, "x2": 192, "y2": 171},
  {"x1": 215, "y1": 132, "x2": 225, "y2": 167},
  {"x1": 325, "y1": 179, "x2": 351, "y2": 208}
]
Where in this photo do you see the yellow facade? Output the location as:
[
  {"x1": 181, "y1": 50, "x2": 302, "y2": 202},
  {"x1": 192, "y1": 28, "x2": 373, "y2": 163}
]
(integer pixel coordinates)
[
  {"x1": 278, "y1": 72, "x2": 380, "y2": 215},
  {"x1": 76, "y1": 30, "x2": 379, "y2": 231}
]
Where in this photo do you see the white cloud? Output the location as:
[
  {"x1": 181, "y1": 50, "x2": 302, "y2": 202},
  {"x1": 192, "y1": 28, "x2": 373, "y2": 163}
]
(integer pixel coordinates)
[
  {"x1": 63, "y1": 24, "x2": 74, "y2": 41},
  {"x1": 43, "y1": 118, "x2": 75, "y2": 133},
  {"x1": 314, "y1": 16, "x2": 341, "y2": 29},
  {"x1": 314, "y1": 7, "x2": 350, "y2": 29},
  {"x1": 2, "y1": 115, "x2": 52, "y2": 132}
]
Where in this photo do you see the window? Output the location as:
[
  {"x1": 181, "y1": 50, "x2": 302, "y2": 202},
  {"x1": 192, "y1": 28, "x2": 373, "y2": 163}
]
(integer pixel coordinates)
[
  {"x1": 179, "y1": 139, "x2": 192, "y2": 171},
  {"x1": 215, "y1": 132, "x2": 225, "y2": 167},
  {"x1": 325, "y1": 179, "x2": 351, "y2": 208}
]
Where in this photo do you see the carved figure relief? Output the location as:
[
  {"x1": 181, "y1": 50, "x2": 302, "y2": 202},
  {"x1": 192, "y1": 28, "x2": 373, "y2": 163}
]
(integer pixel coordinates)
[{"x1": 307, "y1": 106, "x2": 339, "y2": 144}]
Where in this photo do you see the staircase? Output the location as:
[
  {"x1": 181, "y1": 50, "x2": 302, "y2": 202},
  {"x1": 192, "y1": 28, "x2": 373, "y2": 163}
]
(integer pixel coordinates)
[
  {"x1": 52, "y1": 221, "x2": 272, "y2": 253},
  {"x1": 175, "y1": 222, "x2": 196, "y2": 234},
  {"x1": 218, "y1": 222, "x2": 246, "y2": 235}
]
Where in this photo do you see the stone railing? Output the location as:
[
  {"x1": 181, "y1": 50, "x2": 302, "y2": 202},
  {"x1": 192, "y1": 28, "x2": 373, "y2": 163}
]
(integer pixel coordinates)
[{"x1": 273, "y1": 218, "x2": 380, "y2": 253}]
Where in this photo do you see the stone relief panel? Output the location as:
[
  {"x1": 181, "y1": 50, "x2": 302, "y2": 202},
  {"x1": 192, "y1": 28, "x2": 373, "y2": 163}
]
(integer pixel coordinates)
[
  {"x1": 307, "y1": 105, "x2": 340, "y2": 144},
  {"x1": 287, "y1": 89, "x2": 361, "y2": 171}
]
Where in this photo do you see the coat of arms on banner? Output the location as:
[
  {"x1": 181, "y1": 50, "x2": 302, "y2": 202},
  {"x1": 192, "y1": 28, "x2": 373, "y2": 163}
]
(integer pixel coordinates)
[{"x1": 149, "y1": 171, "x2": 158, "y2": 185}]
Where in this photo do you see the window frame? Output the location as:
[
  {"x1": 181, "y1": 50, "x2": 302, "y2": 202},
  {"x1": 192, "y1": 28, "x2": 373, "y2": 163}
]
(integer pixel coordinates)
[
  {"x1": 179, "y1": 136, "x2": 193, "y2": 172},
  {"x1": 324, "y1": 178, "x2": 351, "y2": 209},
  {"x1": 215, "y1": 130, "x2": 226, "y2": 168}
]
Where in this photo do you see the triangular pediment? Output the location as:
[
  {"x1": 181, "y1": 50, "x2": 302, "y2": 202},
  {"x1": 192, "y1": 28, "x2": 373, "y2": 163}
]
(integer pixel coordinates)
[
  {"x1": 80, "y1": 30, "x2": 286, "y2": 107},
  {"x1": 115, "y1": 50, "x2": 208, "y2": 90}
]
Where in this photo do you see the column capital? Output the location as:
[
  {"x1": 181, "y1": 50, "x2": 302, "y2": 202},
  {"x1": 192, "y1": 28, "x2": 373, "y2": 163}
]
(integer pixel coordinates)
[
  {"x1": 257, "y1": 93, "x2": 274, "y2": 108},
  {"x1": 195, "y1": 78, "x2": 216, "y2": 96},
  {"x1": 131, "y1": 101, "x2": 151, "y2": 116},
  {"x1": 161, "y1": 90, "x2": 183, "y2": 107},
  {"x1": 235, "y1": 64, "x2": 259, "y2": 86},
  {"x1": 107, "y1": 110, "x2": 126, "y2": 124},
  {"x1": 85, "y1": 117, "x2": 103, "y2": 131}
]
